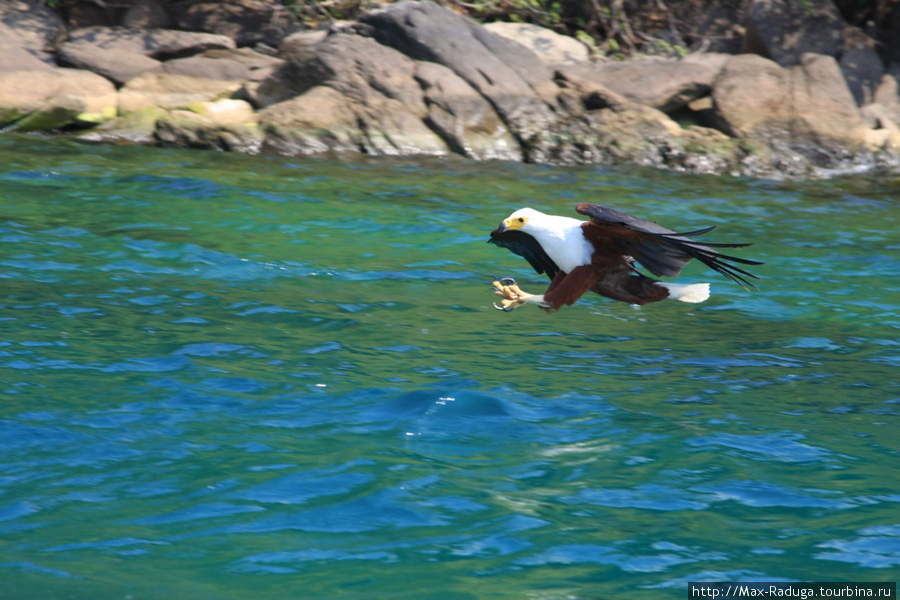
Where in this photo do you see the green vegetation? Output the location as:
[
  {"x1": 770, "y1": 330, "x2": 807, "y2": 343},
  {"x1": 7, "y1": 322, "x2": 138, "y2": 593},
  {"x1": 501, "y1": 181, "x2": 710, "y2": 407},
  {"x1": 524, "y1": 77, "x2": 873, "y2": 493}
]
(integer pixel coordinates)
[
  {"x1": 44, "y1": 0, "x2": 900, "y2": 60},
  {"x1": 277, "y1": 0, "x2": 695, "y2": 58}
]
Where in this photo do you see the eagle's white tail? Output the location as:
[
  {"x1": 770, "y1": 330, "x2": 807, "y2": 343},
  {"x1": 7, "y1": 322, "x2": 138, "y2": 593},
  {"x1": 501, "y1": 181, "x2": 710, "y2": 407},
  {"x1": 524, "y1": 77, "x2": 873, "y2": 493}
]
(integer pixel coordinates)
[{"x1": 658, "y1": 282, "x2": 710, "y2": 303}]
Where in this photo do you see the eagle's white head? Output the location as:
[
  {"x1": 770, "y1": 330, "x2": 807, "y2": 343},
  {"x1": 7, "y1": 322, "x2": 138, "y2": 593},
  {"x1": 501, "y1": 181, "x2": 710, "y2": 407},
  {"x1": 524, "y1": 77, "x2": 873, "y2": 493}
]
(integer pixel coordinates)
[
  {"x1": 497, "y1": 207, "x2": 593, "y2": 273},
  {"x1": 498, "y1": 208, "x2": 548, "y2": 234}
]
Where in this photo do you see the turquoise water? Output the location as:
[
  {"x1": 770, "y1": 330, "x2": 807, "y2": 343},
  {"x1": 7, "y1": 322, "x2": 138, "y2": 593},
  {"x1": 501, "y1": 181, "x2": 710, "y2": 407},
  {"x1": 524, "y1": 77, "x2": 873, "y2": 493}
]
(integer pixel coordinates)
[{"x1": 1, "y1": 136, "x2": 898, "y2": 599}]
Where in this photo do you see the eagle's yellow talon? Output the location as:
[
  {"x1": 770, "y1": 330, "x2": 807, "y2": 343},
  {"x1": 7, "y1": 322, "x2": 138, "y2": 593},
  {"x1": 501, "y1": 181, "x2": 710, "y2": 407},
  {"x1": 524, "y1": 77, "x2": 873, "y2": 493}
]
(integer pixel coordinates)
[{"x1": 491, "y1": 278, "x2": 534, "y2": 311}]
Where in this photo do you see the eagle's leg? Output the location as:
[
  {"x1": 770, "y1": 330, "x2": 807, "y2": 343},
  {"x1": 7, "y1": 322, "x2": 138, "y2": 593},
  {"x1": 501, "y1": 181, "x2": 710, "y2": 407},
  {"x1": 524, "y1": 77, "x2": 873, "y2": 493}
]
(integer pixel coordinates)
[{"x1": 492, "y1": 278, "x2": 544, "y2": 311}]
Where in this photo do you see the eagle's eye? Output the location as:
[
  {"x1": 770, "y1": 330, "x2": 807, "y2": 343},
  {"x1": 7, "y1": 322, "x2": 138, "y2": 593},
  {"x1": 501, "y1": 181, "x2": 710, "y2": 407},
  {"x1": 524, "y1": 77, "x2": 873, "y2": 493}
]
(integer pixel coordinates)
[{"x1": 517, "y1": 217, "x2": 525, "y2": 223}]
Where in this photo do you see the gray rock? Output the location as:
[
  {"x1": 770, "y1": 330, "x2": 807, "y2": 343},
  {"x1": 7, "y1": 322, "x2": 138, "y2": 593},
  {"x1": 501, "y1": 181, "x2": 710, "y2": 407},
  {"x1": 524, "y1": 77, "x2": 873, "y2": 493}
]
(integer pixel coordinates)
[
  {"x1": 415, "y1": 61, "x2": 520, "y2": 160},
  {"x1": 873, "y1": 74, "x2": 900, "y2": 123},
  {"x1": 839, "y1": 28, "x2": 884, "y2": 106},
  {"x1": 482, "y1": 22, "x2": 588, "y2": 65},
  {"x1": 358, "y1": 1, "x2": 559, "y2": 141},
  {"x1": 0, "y1": 0, "x2": 66, "y2": 55},
  {"x1": 118, "y1": 72, "x2": 244, "y2": 112},
  {"x1": 0, "y1": 68, "x2": 117, "y2": 129},
  {"x1": 155, "y1": 116, "x2": 263, "y2": 153},
  {"x1": 58, "y1": 42, "x2": 162, "y2": 86},
  {"x1": 63, "y1": 27, "x2": 236, "y2": 60},
  {"x1": 744, "y1": 0, "x2": 846, "y2": 67},
  {"x1": 0, "y1": 26, "x2": 56, "y2": 72},
  {"x1": 200, "y1": 47, "x2": 284, "y2": 75},
  {"x1": 258, "y1": 32, "x2": 426, "y2": 109},
  {"x1": 162, "y1": 56, "x2": 252, "y2": 82},
  {"x1": 13, "y1": 94, "x2": 85, "y2": 132},
  {"x1": 79, "y1": 107, "x2": 169, "y2": 145},
  {"x1": 258, "y1": 33, "x2": 448, "y2": 157},
  {"x1": 559, "y1": 53, "x2": 728, "y2": 113},
  {"x1": 712, "y1": 53, "x2": 866, "y2": 150},
  {"x1": 278, "y1": 30, "x2": 328, "y2": 57},
  {"x1": 259, "y1": 85, "x2": 448, "y2": 157}
]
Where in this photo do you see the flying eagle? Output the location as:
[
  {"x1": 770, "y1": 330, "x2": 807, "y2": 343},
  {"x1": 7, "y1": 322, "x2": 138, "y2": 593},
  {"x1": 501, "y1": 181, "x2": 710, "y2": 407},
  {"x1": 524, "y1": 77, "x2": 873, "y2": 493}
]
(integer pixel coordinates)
[{"x1": 488, "y1": 203, "x2": 761, "y2": 311}]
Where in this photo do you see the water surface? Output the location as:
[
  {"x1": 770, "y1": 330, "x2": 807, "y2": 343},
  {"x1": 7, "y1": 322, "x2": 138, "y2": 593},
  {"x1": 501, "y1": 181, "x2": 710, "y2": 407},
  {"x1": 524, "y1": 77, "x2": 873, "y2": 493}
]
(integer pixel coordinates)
[{"x1": 1, "y1": 137, "x2": 898, "y2": 599}]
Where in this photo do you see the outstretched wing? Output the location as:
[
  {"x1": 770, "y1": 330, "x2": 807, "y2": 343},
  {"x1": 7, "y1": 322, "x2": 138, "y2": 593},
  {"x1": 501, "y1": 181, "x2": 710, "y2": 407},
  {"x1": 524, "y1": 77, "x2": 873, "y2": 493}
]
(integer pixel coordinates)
[
  {"x1": 488, "y1": 228, "x2": 561, "y2": 280},
  {"x1": 575, "y1": 203, "x2": 762, "y2": 289}
]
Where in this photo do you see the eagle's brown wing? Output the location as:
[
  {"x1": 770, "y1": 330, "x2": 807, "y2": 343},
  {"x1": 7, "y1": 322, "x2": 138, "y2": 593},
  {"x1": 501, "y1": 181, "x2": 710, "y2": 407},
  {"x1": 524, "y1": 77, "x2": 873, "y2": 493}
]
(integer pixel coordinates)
[{"x1": 575, "y1": 203, "x2": 762, "y2": 289}]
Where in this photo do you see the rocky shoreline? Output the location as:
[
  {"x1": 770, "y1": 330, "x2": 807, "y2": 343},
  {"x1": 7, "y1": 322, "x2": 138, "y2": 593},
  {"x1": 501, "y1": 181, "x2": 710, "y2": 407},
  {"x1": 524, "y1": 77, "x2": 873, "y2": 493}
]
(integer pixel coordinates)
[{"x1": 3, "y1": 0, "x2": 900, "y2": 179}]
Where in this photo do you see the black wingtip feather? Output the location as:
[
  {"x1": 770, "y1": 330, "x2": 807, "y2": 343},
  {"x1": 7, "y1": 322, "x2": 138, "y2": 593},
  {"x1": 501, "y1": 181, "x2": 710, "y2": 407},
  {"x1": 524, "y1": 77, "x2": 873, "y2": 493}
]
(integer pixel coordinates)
[{"x1": 649, "y1": 233, "x2": 763, "y2": 290}]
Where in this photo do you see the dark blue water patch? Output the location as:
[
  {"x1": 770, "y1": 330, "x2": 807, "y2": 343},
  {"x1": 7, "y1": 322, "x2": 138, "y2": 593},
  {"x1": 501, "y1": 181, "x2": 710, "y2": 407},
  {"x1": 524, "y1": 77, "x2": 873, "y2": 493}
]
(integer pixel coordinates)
[
  {"x1": 515, "y1": 542, "x2": 714, "y2": 573},
  {"x1": 0, "y1": 419, "x2": 92, "y2": 451},
  {"x1": 99, "y1": 260, "x2": 181, "y2": 275},
  {"x1": 194, "y1": 487, "x2": 450, "y2": 537},
  {"x1": 235, "y1": 305, "x2": 298, "y2": 316},
  {"x1": 229, "y1": 469, "x2": 374, "y2": 505},
  {"x1": 232, "y1": 548, "x2": 394, "y2": 575},
  {"x1": 301, "y1": 341, "x2": 344, "y2": 355},
  {"x1": 563, "y1": 484, "x2": 710, "y2": 511},
  {"x1": 199, "y1": 377, "x2": 268, "y2": 394},
  {"x1": 101, "y1": 355, "x2": 191, "y2": 373},
  {"x1": 815, "y1": 525, "x2": 900, "y2": 568},
  {"x1": 449, "y1": 532, "x2": 531, "y2": 558},
  {"x1": 0, "y1": 500, "x2": 40, "y2": 522},
  {"x1": 127, "y1": 503, "x2": 266, "y2": 526},
  {"x1": 374, "y1": 345, "x2": 423, "y2": 353},
  {"x1": 0, "y1": 561, "x2": 79, "y2": 579},
  {"x1": 693, "y1": 480, "x2": 857, "y2": 510},
  {"x1": 43, "y1": 537, "x2": 169, "y2": 554},
  {"x1": 132, "y1": 175, "x2": 227, "y2": 199},
  {"x1": 686, "y1": 432, "x2": 834, "y2": 463},
  {"x1": 173, "y1": 343, "x2": 246, "y2": 357},
  {"x1": 0, "y1": 170, "x2": 80, "y2": 184},
  {"x1": 1, "y1": 259, "x2": 81, "y2": 272}
]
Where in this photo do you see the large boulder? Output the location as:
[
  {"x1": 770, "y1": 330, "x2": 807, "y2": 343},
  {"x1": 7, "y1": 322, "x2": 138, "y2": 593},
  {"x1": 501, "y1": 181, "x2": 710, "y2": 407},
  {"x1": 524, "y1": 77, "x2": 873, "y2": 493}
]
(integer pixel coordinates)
[
  {"x1": 743, "y1": 0, "x2": 845, "y2": 67},
  {"x1": 482, "y1": 22, "x2": 589, "y2": 65},
  {"x1": 0, "y1": 23, "x2": 57, "y2": 72},
  {"x1": 62, "y1": 27, "x2": 236, "y2": 60},
  {"x1": 258, "y1": 33, "x2": 448, "y2": 157},
  {"x1": 198, "y1": 47, "x2": 284, "y2": 81},
  {"x1": 161, "y1": 56, "x2": 252, "y2": 81},
  {"x1": 558, "y1": 53, "x2": 730, "y2": 113},
  {"x1": 872, "y1": 74, "x2": 900, "y2": 125},
  {"x1": 260, "y1": 85, "x2": 449, "y2": 157},
  {"x1": 712, "y1": 53, "x2": 867, "y2": 149},
  {"x1": 154, "y1": 112, "x2": 263, "y2": 153},
  {"x1": 357, "y1": 1, "x2": 559, "y2": 142},
  {"x1": 0, "y1": 68, "x2": 117, "y2": 129},
  {"x1": 278, "y1": 30, "x2": 329, "y2": 57},
  {"x1": 258, "y1": 32, "x2": 425, "y2": 108},
  {"x1": 118, "y1": 72, "x2": 243, "y2": 112},
  {"x1": 0, "y1": 0, "x2": 67, "y2": 58},
  {"x1": 58, "y1": 42, "x2": 162, "y2": 86},
  {"x1": 546, "y1": 71, "x2": 688, "y2": 160},
  {"x1": 415, "y1": 61, "x2": 520, "y2": 160}
]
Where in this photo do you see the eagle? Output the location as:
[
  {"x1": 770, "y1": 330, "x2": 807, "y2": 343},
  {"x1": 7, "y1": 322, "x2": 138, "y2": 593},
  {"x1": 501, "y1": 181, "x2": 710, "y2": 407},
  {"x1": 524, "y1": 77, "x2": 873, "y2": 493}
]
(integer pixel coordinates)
[{"x1": 488, "y1": 203, "x2": 762, "y2": 311}]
